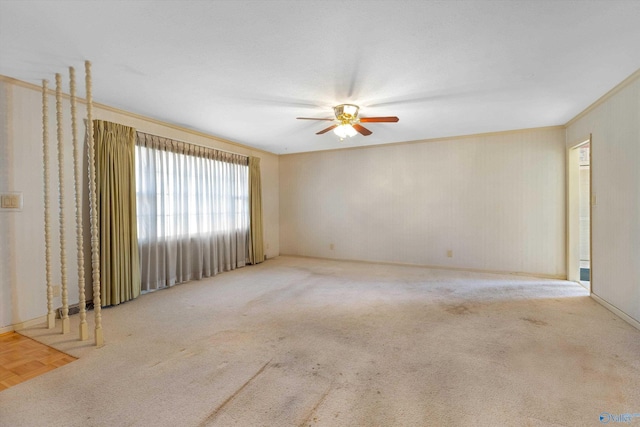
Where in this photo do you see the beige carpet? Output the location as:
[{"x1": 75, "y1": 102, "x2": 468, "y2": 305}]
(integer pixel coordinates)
[{"x1": 1, "y1": 256, "x2": 639, "y2": 426}]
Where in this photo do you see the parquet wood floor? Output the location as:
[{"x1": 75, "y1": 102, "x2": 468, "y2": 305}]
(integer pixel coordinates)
[{"x1": 0, "y1": 332, "x2": 76, "y2": 391}]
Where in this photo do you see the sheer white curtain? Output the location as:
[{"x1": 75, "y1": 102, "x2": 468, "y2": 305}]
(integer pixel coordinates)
[{"x1": 135, "y1": 132, "x2": 250, "y2": 292}]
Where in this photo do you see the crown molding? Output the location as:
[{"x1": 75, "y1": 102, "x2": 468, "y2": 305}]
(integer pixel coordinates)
[{"x1": 280, "y1": 125, "x2": 566, "y2": 156}]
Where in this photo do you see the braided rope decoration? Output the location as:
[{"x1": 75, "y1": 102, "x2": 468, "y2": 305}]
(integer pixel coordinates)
[
  {"x1": 42, "y1": 80, "x2": 55, "y2": 329},
  {"x1": 55, "y1": 74, "x2": 70, "y2": 334},
  {"x1": 85, "y1": 61, "x2": 104, "y2": 346},
  {"x1": 70, "y1": 67, "x2": 88, "y2": 340}
]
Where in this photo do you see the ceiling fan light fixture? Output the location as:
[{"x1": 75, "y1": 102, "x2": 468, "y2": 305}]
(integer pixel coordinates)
[
  {"x1": 334, "y1": 124, "x2": 358, "y2": 139},
  {"x1": 334, "y1": 104, "x2": 360, "y2": 125}
]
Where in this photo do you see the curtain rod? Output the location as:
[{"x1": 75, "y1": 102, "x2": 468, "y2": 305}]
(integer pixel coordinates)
[{"x1": 135, "y1": 130, "x2": 250, "y2": 159}]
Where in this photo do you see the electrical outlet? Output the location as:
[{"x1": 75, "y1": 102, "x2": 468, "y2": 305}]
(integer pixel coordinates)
[
  {"x1": 329, "y1": 243, "x2": 334, "y2": 250},
  {"x1": 447, "y1": 250, "x2": 453, "y2": 258},
  {"x1": 53, "y1": 285, "x2": 61, "y2": 297}
]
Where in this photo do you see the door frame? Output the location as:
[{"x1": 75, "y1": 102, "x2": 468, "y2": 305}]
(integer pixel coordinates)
[{"x1": 566, "y1": 135, "x2": 591, "y2": 291}]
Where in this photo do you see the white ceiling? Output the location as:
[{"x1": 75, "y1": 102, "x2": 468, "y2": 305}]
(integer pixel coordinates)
[{"x1": 1, "y1": 1, "x2": 640, "y2": 154}]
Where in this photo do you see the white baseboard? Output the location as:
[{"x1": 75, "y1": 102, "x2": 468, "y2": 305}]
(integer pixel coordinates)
[
  {"x1": 281, "y1": 254, "x2": 566, "y2": 280},
  {"x1": 591, "y1": 293, "x2": 640, "y2": 331}
]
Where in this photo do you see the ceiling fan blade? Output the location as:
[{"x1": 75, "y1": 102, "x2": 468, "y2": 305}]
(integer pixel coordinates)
[
  {"x1": 316, "y1": 124, "x2": 338, "y2": 135},
  {"x1": 353, "y1": 124, "x2": 372, "y2": 136},
  {"x1": 297, "y1": 117, "x2": 335, "y2": 121},
  {"x1": 359, "y1": 116, "x2": 399, "y2": 123}
]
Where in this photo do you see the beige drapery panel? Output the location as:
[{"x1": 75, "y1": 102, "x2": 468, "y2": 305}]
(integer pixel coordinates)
[
  {"x1": 249, "y1": 157, "x2": 264, "y2": 264},
  {"x1": 94, "y1": 120, "x2": 141, "y2": 306}
]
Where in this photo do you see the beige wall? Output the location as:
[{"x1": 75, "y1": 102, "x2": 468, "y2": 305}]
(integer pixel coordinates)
[
  {"x1": 566, "y1": 72, "x2": 640, "y2": 324},
  {"x1": 0, "y1": 77, "x2": 279, "y2": 330},
  {"x1": 280, "y1": 127, "x2": 566, "y2": 277}
]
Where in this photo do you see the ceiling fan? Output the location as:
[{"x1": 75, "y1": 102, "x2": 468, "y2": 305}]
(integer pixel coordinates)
[{"x1": 297, "y1": 104, "x2": 399, "y2": 139}]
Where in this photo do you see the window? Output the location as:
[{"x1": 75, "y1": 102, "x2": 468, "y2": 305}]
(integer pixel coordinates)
[{"x1": 135, "y1": 146, "x2": 249, "y2": 240}]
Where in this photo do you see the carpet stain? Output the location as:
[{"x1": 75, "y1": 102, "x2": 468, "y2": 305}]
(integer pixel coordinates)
[
  {"x1": 444, "y1": 304, "x2": 473, "y2": 315},
  {"x1": 520, "y1": 317, "x2": 548, "y2": 326},
  {"x1": 198, "y1": 360, "x2": 271, "y2": 426},
  {"x1": 298, "y1": 384, "x2": 332, "y2": 427}
]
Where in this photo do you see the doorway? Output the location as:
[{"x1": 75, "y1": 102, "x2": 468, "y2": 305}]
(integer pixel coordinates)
[{"x1": 567, "y1": 138, "x2": 591, "y2": 291}]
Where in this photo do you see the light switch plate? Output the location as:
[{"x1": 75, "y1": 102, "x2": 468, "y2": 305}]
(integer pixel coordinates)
[{"x1": 0, "y1": 192, "x2": 23, "y2": 211}]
